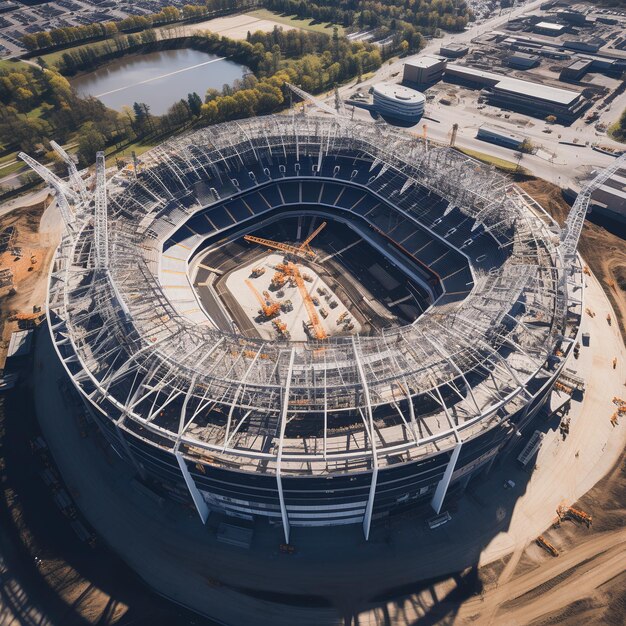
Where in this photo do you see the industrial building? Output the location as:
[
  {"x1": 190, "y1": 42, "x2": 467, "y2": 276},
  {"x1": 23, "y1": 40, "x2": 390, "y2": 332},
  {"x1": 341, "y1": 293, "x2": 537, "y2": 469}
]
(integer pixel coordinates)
[
  {"x1": 476, "y1": 125, "x2": 526, "y2": 151},
  {"x1": 533, "y1": 21, "x2": 566, "y2": 36},
  {"x1": 506, "y1": 52, "x2": 540, "y2": 69},
  {"x1": 560, "y1": 58, "x2": 592, "y2": 82},
  {"x1": 591, "y1": 165, "x2": 626, "y2": 224},
  {"x1": 444, "y1": 64, "x2": 587, "y2": 123},
  {"x1": 372, "y1": 83, "x2": 425, "y2": 121},
  {"x1": 439, "y1": 43, "x2": 469, "y2": 59},
  {"x1": 563, "y1": 37, "x2": 606, "y2": 53},
  {"x1": 403, "y1": 56, "x2": 446, "y2": 86},
  {"x1": 20, "y1": 114, "x2": 585, "y2": 541}
]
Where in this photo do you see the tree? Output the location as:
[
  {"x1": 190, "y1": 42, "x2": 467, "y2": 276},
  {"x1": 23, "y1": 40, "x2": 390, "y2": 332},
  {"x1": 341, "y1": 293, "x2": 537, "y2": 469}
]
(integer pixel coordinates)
[
  {"x1": 187, "y1": 92, "x2": 203, "y2": 116},
  {"x1": 519, "y1": 138, "x2": 535, "y2": 154},
  {"x1": 77, "y1": 122, "x2": 106, "y2": 165}
]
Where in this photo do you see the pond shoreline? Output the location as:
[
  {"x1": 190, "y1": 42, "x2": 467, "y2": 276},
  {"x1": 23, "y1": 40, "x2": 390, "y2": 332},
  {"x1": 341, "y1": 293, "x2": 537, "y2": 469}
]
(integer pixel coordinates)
[{"x1": 70, "y1": 47, "x2": 249, "y2": 115}]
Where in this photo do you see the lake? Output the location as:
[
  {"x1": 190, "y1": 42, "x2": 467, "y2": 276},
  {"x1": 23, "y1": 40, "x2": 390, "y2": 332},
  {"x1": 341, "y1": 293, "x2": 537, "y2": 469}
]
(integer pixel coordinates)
[{"x1": 71, "y1": 48, "x2": 249, "y2": 115}]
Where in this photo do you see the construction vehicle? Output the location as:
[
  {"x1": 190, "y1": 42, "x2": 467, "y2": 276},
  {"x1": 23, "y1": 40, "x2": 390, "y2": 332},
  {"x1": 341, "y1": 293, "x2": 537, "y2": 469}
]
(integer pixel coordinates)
[
  {"x1": 244, "y1": 221, "x2": 326, "y2": 260},
  {"x1": 250, "y1": 266, "x2": 265, "y2": 278},
  {"x1": 271, "y1": 271, "x2": 289, "y2": 289},
  {"x1": 245, "y1": 279, "x2": 281, "y2": 319},
  {"x1": 273, "y1": 319, "x2": 290, "y2": 339},
  {"x1": 337, "y1": 312, "x2": 349, "y2": 324},
  {"x1": 557, "y1": 505, "x2": 592, "y2": 528},
  {"x1": 319, "y1": 307, "x2": 328, "y2": 319},
  {"x1": 536, "y1": 535, "x2": 559, "y2": 557}
]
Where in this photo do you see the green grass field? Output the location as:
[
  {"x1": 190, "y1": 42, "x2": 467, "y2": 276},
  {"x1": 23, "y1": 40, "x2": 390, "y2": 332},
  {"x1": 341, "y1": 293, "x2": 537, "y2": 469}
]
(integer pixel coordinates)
[
  {"x1": 37, "y1": 38, "x2": 115, "y2": 68},
  {"x1": 0, "y1": 58, "x2": 30, "y2": 72},
  {"x1": 456, "y1": 147, "x2": 530, "y2": 175},
  {"x1": 247, "y1": 9, "x2": 344, "y2": 36}
]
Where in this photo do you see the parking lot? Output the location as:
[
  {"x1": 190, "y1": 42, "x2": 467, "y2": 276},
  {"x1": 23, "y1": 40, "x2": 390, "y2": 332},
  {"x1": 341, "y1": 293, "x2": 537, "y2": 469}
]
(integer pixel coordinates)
[{"x1": 0, "y1": 0, "x2": 198, "y2": 57}]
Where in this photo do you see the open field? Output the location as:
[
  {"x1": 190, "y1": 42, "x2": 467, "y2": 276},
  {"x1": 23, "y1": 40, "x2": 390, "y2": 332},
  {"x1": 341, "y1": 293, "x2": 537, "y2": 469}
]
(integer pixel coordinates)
[
  {"x1": 456, "y1": 146, "x2": 531, "y2": 175},
  {"x1": 0, "y1": 58, "x2": 29, "y2": 72},
  {"x1": 247, "y1": 9, "x2": 344, "y2": 36}
]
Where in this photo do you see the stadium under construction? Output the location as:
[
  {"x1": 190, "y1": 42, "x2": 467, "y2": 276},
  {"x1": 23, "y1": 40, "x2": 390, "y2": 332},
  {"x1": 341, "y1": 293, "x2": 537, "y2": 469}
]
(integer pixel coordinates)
[{"x1": 21, "y1": 114, "x2": 619, "y2": 543}]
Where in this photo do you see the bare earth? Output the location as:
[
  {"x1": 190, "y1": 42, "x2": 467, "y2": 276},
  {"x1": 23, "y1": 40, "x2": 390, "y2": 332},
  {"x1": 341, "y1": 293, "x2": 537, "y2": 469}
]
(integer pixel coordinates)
[
  {"x1": 520, "y1": 178, "x2": 626, "y2": 343},
  {"x1": 179, "y1": 14, "x2": 298, "y2": 40}
]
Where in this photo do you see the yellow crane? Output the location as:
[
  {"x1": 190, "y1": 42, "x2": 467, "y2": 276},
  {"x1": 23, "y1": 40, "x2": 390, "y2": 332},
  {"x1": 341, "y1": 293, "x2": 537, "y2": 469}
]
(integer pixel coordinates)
[
  {"x1": 292, "y1": 264, "x2": 327, "y2": 340},
  {"x1": 244, "y1": 222, "x2": 326, "y2": 259},
  {"x1": 245, "y1": 279, "x2": 281, "y2": 319}
]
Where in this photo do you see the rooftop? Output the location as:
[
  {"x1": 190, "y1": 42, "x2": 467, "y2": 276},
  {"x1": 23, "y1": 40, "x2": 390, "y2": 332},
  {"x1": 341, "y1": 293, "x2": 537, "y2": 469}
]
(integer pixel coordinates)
[
  {"x1": 405, "y1": 55, "x2": 444, "y2": 69},
  {"x1": 495, "y1": 78, "x2": 581, "y2": 105},
  {"x1": 446, "y1": 64, "x2": 581, "y2": 106},
  {"x1": 535, "y1": 21, "x2": 565, "y2": 30},
  {"x1": 373, "y1": 83, "x2": 426, "y2": 102}
]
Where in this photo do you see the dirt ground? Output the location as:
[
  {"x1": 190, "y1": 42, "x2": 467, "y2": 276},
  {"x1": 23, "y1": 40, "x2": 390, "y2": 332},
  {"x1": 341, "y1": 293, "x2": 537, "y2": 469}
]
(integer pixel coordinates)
[
  {"x1": 0, "y1": 196, "x2": 54, "y2": 369},
  {"x1": 179, "y1": 14, "x2": 298, "y2": 40},
  {"x1": 520, "y1": 178, "x2": 626, "y2": 343}
]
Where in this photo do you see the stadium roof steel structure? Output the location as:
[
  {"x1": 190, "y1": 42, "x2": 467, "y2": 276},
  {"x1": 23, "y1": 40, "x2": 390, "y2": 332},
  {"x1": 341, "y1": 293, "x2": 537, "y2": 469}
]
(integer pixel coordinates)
[{"x1": 21, "y1": 115, "x2": 613, "y2": 540}]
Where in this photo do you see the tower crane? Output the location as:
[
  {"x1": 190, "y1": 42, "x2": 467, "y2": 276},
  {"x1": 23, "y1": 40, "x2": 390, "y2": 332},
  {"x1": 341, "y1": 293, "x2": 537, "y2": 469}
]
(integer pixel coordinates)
[{"x1": 244, "y1": 222, "x2": 326, "y2": 260}]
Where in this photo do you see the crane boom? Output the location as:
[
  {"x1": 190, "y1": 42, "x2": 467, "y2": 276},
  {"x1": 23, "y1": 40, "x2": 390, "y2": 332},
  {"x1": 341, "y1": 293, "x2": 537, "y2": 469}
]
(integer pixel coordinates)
[
  {"x1": 300, "y1": 221, "x2": 326, "y2": 252},
  {"x1": 292, "y1": 265, "x2": 327, "y2": 340},
  {"x1": 245, "y1": 279, "x2": 280, "y2": 318},
  {"x1": 243, "y1": 234, "x2": 316, "y2": 258}
]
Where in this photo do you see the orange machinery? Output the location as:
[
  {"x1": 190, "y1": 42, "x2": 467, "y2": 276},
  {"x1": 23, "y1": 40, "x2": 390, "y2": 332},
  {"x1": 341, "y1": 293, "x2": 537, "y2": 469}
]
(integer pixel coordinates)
[{"x1": 245, "y1": 279, "x2": 280, "y2": 319}]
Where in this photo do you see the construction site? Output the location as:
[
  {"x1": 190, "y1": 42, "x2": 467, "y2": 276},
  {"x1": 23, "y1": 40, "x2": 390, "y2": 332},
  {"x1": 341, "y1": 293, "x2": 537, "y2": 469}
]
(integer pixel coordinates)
[{"x1": 0, "y1": 96, "x2": 623, "y2": 624}]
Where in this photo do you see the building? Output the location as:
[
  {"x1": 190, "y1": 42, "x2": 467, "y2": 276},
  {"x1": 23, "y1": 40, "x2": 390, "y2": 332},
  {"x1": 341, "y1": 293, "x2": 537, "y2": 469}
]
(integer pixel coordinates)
[
  {"x1": 560, "y1": 59, "x2": 592, "y2": 82},
  {"x1": 444, "y1": 64, "x2": 587, "y2": 123},
  {"x1": 439, "y1": 43, "x2": 469, "y2": 59},
  {"x1": 403, "y1": 56, "x2": 446, "y2": 86},
  {"x1": 476, "y1": 125, "x2": 526, "y2": 150},
  {"x1": 372, "y1": 83, "x2": 425, "y2": 121},
  {"x1": 557, "y1": 10, "x2": 588, "y2": 25},
  {"x1": 533, "y1": 21, "x2": 566, "y2": 36},
  {"x1": 506, "y1": 52, "x2": 540, "y2": 69},
  {"x1": 23, "y1": 115, "x2": 584, "y2": 542},
  {"x1": 591, "y1": 165, "x2": 626, "y2": 224},
  {"x1": 563, "y1": 37, "x2": 606, "y2": 53}
]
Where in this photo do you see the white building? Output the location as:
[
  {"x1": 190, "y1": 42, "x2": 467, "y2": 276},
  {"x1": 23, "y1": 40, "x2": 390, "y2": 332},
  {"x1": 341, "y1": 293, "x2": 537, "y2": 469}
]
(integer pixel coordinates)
[{"x1": 372, "y1": 83, "x2": 426, "y2": 122}]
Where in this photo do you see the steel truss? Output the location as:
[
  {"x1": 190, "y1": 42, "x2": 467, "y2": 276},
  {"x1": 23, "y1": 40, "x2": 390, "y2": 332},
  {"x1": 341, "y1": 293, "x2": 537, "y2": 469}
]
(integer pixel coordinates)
[{"x1": 24, "y1": 115, "x2": 593, "y2": 537}]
